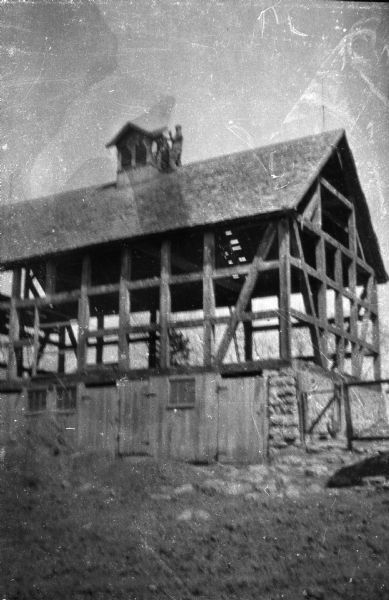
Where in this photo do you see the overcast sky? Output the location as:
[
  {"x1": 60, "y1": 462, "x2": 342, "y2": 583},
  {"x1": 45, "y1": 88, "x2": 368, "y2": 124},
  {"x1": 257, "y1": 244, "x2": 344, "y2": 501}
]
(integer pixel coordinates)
[{"x1": 1, "y1": 0, "x2": 389, "y2": 364}]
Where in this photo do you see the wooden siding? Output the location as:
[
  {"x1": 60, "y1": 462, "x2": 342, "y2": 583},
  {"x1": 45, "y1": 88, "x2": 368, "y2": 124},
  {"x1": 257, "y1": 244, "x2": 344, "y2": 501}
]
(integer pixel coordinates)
[
  {"x1": 148, "y1": 374, "x2": 218, "y2": 462},
  {"x1": 78, "y1": 384, "x2": 119, "y2": 456},
  {"x1": 118, "y1": 379, "x2": 153, "y2": 456},
  {"x1": 0, "y1": 390, "x2": 25, "y2": 444},
  {"x1": 216, "y1": 377, "x2": 266, "y2": 463},
  {"x1": 0, "y1": 374, "x2": 268, "y2": 463}
]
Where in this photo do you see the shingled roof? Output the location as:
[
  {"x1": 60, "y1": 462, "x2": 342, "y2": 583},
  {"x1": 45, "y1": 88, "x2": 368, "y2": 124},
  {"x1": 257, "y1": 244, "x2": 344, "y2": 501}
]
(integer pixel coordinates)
[{"x1": 0, "y1": 129, "x2": 386, "y2": 281}]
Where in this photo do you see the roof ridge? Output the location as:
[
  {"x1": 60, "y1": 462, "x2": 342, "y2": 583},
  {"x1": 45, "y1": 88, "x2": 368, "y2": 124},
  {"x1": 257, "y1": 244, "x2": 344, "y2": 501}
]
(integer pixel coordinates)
[{"x1": 183, "y1": 128, "x2": 345, "y2": 170}]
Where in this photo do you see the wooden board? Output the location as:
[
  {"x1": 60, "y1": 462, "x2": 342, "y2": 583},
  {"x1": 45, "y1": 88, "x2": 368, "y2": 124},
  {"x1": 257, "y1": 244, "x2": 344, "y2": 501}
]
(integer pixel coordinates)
[
  {"x1": 0, "y1": 391, "x2": 25, "y2": 444},
  {"x1": 78, "y1": 384, "x2": 118, "y2": 456},
  {"x1": 118, "y1": 379, "x2": 153, "y2": 456},
  {"x1": 157, "y1": 376, "x2": 200, "y2": 462},
  {"x1": 148, "y1": 373, "x2": 218, "y2": 463},
  {"x1": 216, "y1": 376, "x2": 266, "y2": 463}
]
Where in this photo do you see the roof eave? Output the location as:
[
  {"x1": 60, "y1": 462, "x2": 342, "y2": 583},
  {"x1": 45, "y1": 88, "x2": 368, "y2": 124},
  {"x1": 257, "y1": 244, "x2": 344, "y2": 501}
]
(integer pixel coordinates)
[
  {"x1": 106, "y1": 122, "x2": 168, "y2": 148},
  {"x1": 0, "y1": 207, "x2": 294, "y2": 269}
]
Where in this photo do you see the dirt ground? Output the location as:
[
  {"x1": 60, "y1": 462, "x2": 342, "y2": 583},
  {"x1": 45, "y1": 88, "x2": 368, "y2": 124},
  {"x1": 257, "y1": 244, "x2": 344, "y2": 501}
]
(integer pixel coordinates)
[{"x1": 1, "y1": 425, "x2": 389, "y2": 600}]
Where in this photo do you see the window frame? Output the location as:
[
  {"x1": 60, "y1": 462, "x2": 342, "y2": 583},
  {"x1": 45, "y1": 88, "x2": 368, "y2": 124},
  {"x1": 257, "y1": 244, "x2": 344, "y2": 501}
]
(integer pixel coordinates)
[
  {"x1": 27, "y1": 387, "x2": 47, "y2": 413},
  {"x1": 167, "y1": 376, "x2": 196, "y2": 410},
  {"x1": 56, "y1": 385, "x2": 77, "y2": 412}
]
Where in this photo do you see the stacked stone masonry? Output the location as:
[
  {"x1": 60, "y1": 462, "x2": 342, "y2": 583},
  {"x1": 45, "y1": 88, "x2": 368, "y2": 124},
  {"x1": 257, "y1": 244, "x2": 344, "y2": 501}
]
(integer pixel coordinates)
[{"x1": 266, "y1": 368, "x2": 301, "y2": 453}]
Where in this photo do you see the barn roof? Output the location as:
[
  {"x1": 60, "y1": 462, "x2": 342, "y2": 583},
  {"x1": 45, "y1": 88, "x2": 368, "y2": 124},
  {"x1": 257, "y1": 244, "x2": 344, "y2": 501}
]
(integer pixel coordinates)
[{"x1": 0, "y1": 129, "x2": 386, "y2": 281}]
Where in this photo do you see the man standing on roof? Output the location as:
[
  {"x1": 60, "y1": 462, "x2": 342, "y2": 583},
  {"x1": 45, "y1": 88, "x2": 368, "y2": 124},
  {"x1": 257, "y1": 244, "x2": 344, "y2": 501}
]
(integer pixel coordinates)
[
  {"x1": 169, "y1": 125, "x2": 183, "y2": 167},
  {"x1": 155, "y1": 134, "x2": 171, "y2": 171}
]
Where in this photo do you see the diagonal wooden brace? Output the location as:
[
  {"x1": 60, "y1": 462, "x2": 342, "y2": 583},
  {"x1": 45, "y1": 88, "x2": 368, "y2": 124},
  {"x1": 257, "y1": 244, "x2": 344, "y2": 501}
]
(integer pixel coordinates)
[{"x1": 215, "y1": 223, "x2": 276, "y2": 365}]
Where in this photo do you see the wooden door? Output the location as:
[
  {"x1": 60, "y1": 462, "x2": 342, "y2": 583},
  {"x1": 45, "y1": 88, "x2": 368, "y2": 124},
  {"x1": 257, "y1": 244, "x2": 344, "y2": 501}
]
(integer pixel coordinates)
[
  {"x1": 216, "y1": 376, "x2": 266, "y2": 463},
  {"x1": 118, "y1": 379, "x2": 153, "y2": 456},
  {"x1": 52, "y1": 385, "x2": 78, "y2": 448},
  {"x1": 78, "y1": 384, "x2": 119, "y2": 456},
  {"x1": 0, "y1": 391, "x2": 23, "y2": 445}
]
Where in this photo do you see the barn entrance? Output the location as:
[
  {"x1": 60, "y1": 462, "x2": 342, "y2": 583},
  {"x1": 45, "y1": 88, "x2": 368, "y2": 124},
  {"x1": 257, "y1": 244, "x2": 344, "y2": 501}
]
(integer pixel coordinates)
[
  {"x1": 80, "y1": 383, "x2": 119, "y2": 455},
  {"x1": 216, "y1": 376, "x2": 266, "y2": 463},
  {"x1": 0, "y1": 389, "x2": 23, "y2": 445},
  {"x1": 80, "y1": 380, "x2": 153, "y2": 457},
  {"x1": 117, "y1": 379, "x2": 153, "y2": 456}
]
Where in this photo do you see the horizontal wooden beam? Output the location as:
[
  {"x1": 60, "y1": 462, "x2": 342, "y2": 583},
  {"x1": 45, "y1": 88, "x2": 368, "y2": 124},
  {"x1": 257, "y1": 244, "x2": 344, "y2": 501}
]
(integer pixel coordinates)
[
  {"x1": 127, "y1": 324, "x2": 158, "y2": 335},
  {"x1": 87, "y1": 340, "x2": 119, "y2": 348},
  {"x1": 40, "y1": 320, "x2": 76, "y2": 330},
  {"x1": 169, "y1": 318, "x2": 204, "y2": 329},
  {"x1": 213, "y1": 260, "x2": 279, "y2": 280},
  {"x1": 241, "y1": 309, "x2": 279, "y2": 322},
  {"x1": 128, "y1": 278, "x2": 161, "y2": 291},
  {"x1": 170, "y1": 272, "x2": 203, "y2": 285},
  {"x1": 87, "y1": 327, "x2": 119, "y2": 339},
  {"x1": 87, "y1": 283, "x2": 120, "y2": 296},
  {"x1": 11, "y1": 289, "x2": 81, "y2": 309},
  {"x1": 220, "y1": 359, "x2": 289, "y2": 375},
  {"x1": 346, "y1": 378, "x2": 389, "y2": 388}
]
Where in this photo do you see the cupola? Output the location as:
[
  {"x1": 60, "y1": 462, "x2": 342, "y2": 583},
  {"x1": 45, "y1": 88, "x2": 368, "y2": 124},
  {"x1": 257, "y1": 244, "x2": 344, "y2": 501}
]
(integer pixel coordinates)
[{"x1": 106, "y1": 96, "x2": 183, "y2": 186}]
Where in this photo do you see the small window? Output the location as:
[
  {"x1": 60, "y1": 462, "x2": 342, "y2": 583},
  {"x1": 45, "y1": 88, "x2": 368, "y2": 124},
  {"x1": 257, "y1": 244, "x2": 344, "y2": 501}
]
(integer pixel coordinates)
[
  {"x1": 28, "y1": 388, "x2": 47, "y2": 412},
  {"x1": 169, "y1": 377, "x2": 196, "y2": 408},
  {"x1": 56, "y1": 386, "x2": 77, "y2": 411}
]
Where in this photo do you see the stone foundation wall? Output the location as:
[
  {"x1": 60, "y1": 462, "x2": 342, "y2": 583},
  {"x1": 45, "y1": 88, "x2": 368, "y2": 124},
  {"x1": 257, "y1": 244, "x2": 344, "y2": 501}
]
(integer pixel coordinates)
[
  {"x1": 265, "y1": 368, "x2": 301, "y2": 456},
  {"x1": 264, "y1": 363, "x2": 389, "y2": 458}
]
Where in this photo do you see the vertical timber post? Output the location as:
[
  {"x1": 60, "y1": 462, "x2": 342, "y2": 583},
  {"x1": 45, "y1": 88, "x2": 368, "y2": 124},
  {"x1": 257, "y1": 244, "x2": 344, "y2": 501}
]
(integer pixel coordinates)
[
  {"x1": 24, "y1": 269, "x2": 31, "y2": 299},
  {"x1": 77, "y1": 254, "x2": 91, "y2": 371},
  {"x1": 46, "y1": 260, "x2": 56, "y2": 295},
  {"x1": 119, "y1": 246, "x2": 131, "y2": 371},
  {"x1": 32, "y1": 305, "x2": 40, "y2": 377},
  {"x1": 334, "y1": 248, "x2": 345, "y2": 371},
  {"x1": 8, "y1": 268, "x2": 22, "y2": 379},
  {"x1": 278, "y1": 217, "x2": 291, "y2": 361},
  {"x1": 96, "y1": 315, "x2": 104, "y2": 365},
  {"x1": 160, "y1": 240, "x2": 171, "y2": 369},
  {"x1": 344, "y1": 384, "x2": 354, "y2": 451},
  {"x1": 203, "y1": 231, "x2": 215, "y2": 367},
  {"x1": 149, "y1": 309, "x2": 157, "y2": 368},
  {"x1": 315, "y1": 183, "x2": 328, "y2": 365},
  {"x1": 371, "y1": 277, "x2": 381, "y2": 379},
  {"x1": 58, "y1": 326, "x2": 66, "y2": 373},
  {"x1": 348, "y1": 206, "x2": 359, "y2": 377},
  {"x1": 243, "y1": 318, "x2": 253, "y2": 362}
]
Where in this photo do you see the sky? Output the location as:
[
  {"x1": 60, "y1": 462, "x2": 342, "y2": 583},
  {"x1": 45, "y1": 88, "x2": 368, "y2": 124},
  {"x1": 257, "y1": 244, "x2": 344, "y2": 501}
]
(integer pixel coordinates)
[{"x1": 1, "y1": 0, "x2": 389, "y2": 366}]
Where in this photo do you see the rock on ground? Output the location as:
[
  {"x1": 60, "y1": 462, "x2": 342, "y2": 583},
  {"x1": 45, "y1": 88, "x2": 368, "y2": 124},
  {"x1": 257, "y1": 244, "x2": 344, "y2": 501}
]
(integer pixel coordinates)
[{"x1": 199, "y1": 479, "x2": 253, "y2": 496}]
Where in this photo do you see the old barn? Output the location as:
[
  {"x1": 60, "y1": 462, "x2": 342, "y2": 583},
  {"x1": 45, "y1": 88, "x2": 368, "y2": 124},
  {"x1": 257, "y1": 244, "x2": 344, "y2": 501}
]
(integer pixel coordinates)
[{"x1": 0, "y1": 107, "x2": 387, "y2": 462}]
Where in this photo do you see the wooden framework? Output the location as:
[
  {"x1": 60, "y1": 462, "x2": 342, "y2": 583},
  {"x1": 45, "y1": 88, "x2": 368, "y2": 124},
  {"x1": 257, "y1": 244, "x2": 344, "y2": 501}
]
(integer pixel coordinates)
[{"x1": 0, "y1": 175, "x2": 382, "y2": 382}]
